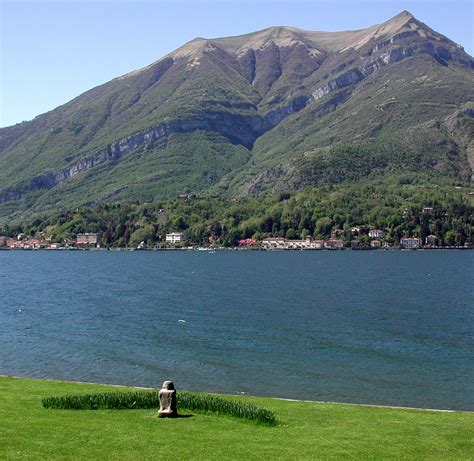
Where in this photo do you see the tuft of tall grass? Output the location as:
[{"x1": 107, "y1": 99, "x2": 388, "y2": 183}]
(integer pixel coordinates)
[
  {"x1": 42, "y1": 391, "x2": 158, "y2": 411},
  {"x1": 177, "y1": 392, "x2": 277, "y2": 426},
  {"x1": 42, "y1": 390, "x2": 277, "y2": 426}
]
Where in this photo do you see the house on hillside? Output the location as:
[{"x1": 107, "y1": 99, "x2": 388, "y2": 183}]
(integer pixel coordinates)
[
  {"x1": 369, "y1": 229, "x2": 384, "y2": 239},
  {"x1": 166, "y1": 232, "x2": 187, "y2": 244},
  {"x1": 176, "y1": 193, "x2": 196, "y2": 201}
]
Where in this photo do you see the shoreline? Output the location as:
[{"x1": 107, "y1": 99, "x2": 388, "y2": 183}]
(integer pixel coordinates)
[
  {"x1": 1, "y1": 373, "x2": 468, "y2": 414},
  {"x1": 1, "y1": 246, "x2": 473, "y2": 252}
]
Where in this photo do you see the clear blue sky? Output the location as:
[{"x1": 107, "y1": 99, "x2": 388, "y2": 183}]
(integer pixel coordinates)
[{"x1": 1, "y1": 0, "x2": 473, "y2": 127}]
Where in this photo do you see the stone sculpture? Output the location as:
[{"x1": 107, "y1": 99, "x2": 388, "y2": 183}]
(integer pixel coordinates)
[{"x1": 158, "y1": 380, "x2": 178, "y2": 418}]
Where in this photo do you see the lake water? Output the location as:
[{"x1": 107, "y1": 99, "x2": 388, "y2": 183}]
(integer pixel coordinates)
[{"x1": 0, "y1": 250, "x2": 472, "y2": 410}]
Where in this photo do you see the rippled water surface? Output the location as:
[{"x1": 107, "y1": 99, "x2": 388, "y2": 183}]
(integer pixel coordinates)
[{"x1": 0, "y1": 250, "x2": 472, "y2": 410}]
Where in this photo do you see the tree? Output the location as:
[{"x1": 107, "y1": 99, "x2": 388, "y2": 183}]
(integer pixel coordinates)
[
  {"x1": 223, "y1": 229, "x2": 241, "y2": 246},
  {"x1": 444, "y1": 230, "x2": 455, "y2": 246},
  {"x1": 129, "y1": 225, "x2": 155, "y2": 247},
  {"x1": 315, "y1": 217, "x2": 332, "y2": 236},
  {"x1": 262, "y1": 216, "x2": 274, "y2": 233},
  {"x1": 172, "y1": 216, "x2": 188, "y2": 230},
  {"x1": 103, "y1": 230, "x2": 112, "y2": 245},
  {"x1": 285, "y1": 228, "x2": 297, "y2": 239},
  {"x1": 210, "y1": 221, "x2": 223, "y2": 238}
]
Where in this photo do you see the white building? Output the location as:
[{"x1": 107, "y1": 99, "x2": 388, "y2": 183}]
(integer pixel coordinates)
[
  {"x1": 262, "y1": 236, "x2": 325, "y2": 250},
  {"x1": 77, "y1": 233, "x2": 99, "y2": 245},
  {"x1": 262, "y1": 237, "x2": 287, "y2": 249},
  {"x1": 400, "y1": 237, "x2": 422, "y2": 249},
  {"x1": 166, "y1": 232, "x2": 187, "y2": 244},
  {"x1": 309, "y1": 239, "x2": 325, "y2": 250},
  {"x1": 369, "y1": 229, "x2": 384, "y2": 239}
]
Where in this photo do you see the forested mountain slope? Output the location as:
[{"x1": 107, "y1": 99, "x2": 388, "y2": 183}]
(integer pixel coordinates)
[{"x1": 0, "y1": 10, "x2": 472, "y2": 222}]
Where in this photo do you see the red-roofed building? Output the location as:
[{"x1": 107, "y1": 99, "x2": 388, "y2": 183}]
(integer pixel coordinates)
[
  {"x1": 311, "y1": 240, "x2": 325, "y2": 249},
  {"x1": 21, "y1": 239, "x2": 43, "y2": 249},
  {"x1": 324, "y1": 239, "x2": 344, "y2": 250}
]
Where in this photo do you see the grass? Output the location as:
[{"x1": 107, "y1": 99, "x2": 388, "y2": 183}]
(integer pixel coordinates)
[
  {"x1": 1, "y1": 376, "x2": 474, "y2": 460},
  {"x1": 42, "y1": 390, "x2": 277, "y2": 426}
]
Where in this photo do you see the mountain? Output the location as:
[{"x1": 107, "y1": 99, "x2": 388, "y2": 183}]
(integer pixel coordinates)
[{"x1": 0, "y1": 11, "x2": 473, "y2": 222}]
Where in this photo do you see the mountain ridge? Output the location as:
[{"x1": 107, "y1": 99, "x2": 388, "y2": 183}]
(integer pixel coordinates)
[{"x1": 0, "y1": 10, "x2": 472, "y2": 222}]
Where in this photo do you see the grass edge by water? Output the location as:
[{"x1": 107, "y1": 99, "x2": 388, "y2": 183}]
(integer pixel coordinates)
[
  {"x1": 1, "y1": 374, "x2": 466, "y2": 413},
  {"x1": 2, "y1": 375, "x2": 474, "y2": 460}
]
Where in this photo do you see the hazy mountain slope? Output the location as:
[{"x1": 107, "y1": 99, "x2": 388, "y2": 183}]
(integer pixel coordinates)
[{"x1": 0, "y1": 10, "x2": 472, "y2": 221}]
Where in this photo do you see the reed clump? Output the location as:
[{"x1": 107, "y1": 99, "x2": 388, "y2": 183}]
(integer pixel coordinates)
[
  {"x1": 42, "y1": 390, "x2": 277, "y2": 426},
  {"x1": 178, "y1": 392, "x2": 277, "y2": 425},
  {"x1": 42, "y1": 391, "x2": 158, "y2": 410}
]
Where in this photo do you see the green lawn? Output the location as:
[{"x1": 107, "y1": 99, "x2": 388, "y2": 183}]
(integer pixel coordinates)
[{"x1": 1, "y1": 376, "x2": 473, "y2": 460}]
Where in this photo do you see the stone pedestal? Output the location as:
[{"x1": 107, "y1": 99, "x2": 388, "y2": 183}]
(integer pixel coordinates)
[{"x1": 158, "y1": 380, "x2": 178, "y2": 418}]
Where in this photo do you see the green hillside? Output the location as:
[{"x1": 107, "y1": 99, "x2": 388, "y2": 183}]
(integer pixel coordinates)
[{"x1": 4, "y1": 176, "x2": 470, "y2": 248}]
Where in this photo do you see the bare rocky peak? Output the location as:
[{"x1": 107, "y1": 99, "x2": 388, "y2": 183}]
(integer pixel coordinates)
[
  {"x1": 167, "y1": 10, "x2": 439, "y2": 61},
  {"x1": 118, "y1": 10, "x2": 468, "y2": 81}
]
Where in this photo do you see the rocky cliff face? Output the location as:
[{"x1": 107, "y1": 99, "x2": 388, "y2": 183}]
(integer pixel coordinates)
[
  {"x1": 312, "y1": 40, "x2": 472, "y2": 102},
  {"x1": 0, "y1": 94, "x2": 314, "y2": 202}
]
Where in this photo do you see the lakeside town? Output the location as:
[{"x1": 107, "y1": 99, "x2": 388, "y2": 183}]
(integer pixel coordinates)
[{"x1": 0, "y1": 228, "x2": 471, "y2": 251}]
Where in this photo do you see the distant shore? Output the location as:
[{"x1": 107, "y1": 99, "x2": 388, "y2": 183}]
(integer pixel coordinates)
[{"x1": 1, "y1": 246, "x2": 472, "y2": 252}]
